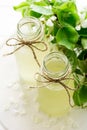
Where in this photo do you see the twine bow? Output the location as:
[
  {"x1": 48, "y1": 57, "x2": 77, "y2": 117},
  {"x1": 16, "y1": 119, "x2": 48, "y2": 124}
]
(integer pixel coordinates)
[
  {"x1": 4, "y1": 36, "x2": 48, "y2": 67},
  {"x1": 30, "y1": 72, "x2": 75, "y2": 107}
]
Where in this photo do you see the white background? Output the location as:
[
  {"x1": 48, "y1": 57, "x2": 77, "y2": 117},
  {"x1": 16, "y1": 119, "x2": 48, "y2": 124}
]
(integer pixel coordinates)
[{"x1": 0, "y1": 0, "x2": 87, "y2": 130}]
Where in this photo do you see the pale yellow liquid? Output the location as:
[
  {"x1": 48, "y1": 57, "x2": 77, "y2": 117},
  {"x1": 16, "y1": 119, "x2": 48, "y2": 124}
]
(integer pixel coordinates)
[
  {"x1": 15, "y1": 43, "x2": 48, "y2": 86},
  {"x1": 45, "y1": 58, "x2": 66, "y2": 73},
  {"x1": 37, "y1": 59, "x2": 74, "y2": 117}
]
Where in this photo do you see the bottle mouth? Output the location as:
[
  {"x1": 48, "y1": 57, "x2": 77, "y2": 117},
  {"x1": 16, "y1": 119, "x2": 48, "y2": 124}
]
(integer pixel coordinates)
[
  {"x1": 42, "y1": 52, "x2": 70, "y2": 79},
  {"x1": 17, "y1": 16, "x2": 42, "y2": 41}
]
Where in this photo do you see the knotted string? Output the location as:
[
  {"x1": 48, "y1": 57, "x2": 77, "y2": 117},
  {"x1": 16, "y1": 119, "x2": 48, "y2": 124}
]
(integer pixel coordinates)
[
  {"x1": 4, "y1": 35, "x2": 48, "y2": 67},
  {"x1": 30, "y1": 72, "x2": 75, "y2": 107}
]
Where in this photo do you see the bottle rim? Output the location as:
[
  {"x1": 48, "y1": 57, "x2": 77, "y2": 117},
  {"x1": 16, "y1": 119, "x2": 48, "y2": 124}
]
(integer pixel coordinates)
[
  {"x1": 42, "y1": 52, "x2": 70, "y2": 79},
  {"x1": 17, "y1": 16, "x2": 42, "y2": 41}
]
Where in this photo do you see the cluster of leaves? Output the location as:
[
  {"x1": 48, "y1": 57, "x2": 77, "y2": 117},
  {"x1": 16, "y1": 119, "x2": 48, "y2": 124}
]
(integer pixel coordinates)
[{"x1": 13, "y1": 0, "x2": 87, "y2": 107}]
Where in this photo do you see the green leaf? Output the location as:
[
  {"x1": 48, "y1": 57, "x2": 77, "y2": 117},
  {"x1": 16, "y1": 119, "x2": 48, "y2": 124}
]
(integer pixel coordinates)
[
  {"x1": 21, "y1": 8, "x2": 28, "y2": 16},
  {"x1": 30, "y1": 4, "x2": 53, "y2": 15},
  {"x1": 77, "y1": 28, "x2": 87, "y2": 37},
  {"x1": 79, "y1": 85, "x2": 87, "y2": 103},
  {"x1": 29, "y1": 10, "x2": 42, "y2": 18},
  {"x1": 13, "y1": 2, "x2": 29, "y2": 11},
  {"x1": 78, "y1": 59, "x2": 87, "y2": 73},
  {"x1": 56, "y1": 25, "x2": 79, "y2": 50},
  {"x1": 73, "y1": 88, "x2": 82, "y2": 106},
  {"x1": 81, "y1": 38, "x2": 87, "y2": 49},
  {"x1": 34, "y1": 1, "x2": 48, "y2": 6},
  {"x1": 74, "y1": 69, "x2": 84, "y2": 76},
  {"x1": 78, "y1": 49, "x2": 87, "y2": 60},
  {"x1": 51, "y1": 21, "x2": 60, "y2": 37},
  {"x1": 55, "y1": 1, "x2": 80, "y2": 27},
  {"x1": 73, "y1": 73, "x2": 82, "y2": 87},
  {"x1": 78, "y1": 50, "x2": 87, "y2": 73},
  {"x1": 64, "y1": 49, "x2": 78, "y2": 71},
  {"x1": 73, "y1": 84, "x2": 87, "y2": 106}
]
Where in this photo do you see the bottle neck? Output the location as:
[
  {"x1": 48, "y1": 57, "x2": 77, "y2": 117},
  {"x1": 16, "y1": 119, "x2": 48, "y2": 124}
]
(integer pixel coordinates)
[
  {"x1": 17, "y1": 17, "x2": 43, "y2": 42},
  {"x1": 42, "y1": 52, "x2": 70, "y2": 80}
]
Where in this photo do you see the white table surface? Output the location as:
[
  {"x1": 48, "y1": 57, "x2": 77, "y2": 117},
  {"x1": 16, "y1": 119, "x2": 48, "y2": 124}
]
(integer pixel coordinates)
[{"x1": 0, "y1": 1, "x2": 87, "y2": 130}]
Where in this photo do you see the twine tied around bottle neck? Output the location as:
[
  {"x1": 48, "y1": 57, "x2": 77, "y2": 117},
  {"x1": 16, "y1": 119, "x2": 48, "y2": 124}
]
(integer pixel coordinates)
[
  {"x1": 30, "y1": 71, "x2": 75, "y2": 107},
  {"x1": 4, "y1": 35, "x2": 48, "y2": 67}
]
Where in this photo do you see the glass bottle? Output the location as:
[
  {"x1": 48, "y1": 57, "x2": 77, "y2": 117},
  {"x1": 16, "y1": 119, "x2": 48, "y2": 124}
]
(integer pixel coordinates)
[
  {"x1": 37, "y1": 52, "x2": 74, "y2": 117},
  {"x1": 15, "y1": 17, "x2": 48, "y2": 86}
]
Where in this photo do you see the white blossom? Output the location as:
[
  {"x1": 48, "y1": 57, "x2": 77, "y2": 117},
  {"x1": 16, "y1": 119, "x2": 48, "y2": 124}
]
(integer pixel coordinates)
[
  {"x1": 39, "y1": 17, "x2": 45, "y2": 22},
  {"x1": 81, "y1": 19, "x2": 87, "y2": 28},
  {"x1": 46, "y1": 19, "x2": 53, "y2": 27},
  {"x1": 80, "y1": 12, "x2": 86, "y2": 21},
  {"x1": 50, "y1": 16, "x2": 57, "y2": 21},
  {"x1": 49, "y1": 35, "x2": 54, "y2": 41},
  {"x1": 75, "y1": 25, "x2": 81, "y2": 30}
]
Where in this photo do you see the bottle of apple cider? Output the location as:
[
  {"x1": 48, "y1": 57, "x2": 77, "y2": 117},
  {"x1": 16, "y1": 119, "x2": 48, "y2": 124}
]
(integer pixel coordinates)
[
  {"x1": 15, "y1": 17, "x2": 48, "y2": 86},
  {"x1": 37, "y1": 52, "x2": 74, "y2": 117}
]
